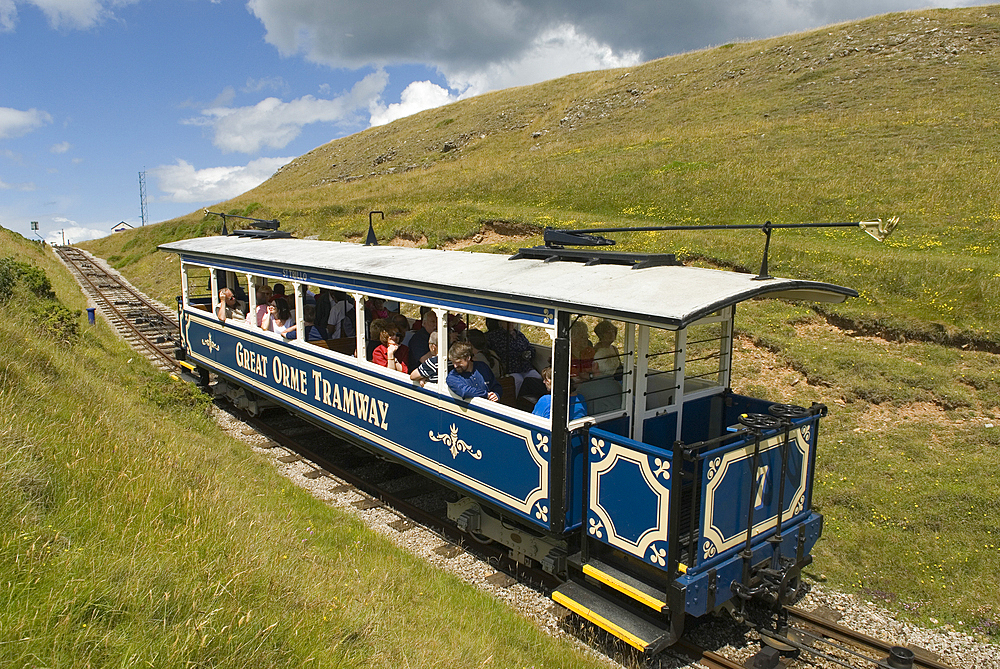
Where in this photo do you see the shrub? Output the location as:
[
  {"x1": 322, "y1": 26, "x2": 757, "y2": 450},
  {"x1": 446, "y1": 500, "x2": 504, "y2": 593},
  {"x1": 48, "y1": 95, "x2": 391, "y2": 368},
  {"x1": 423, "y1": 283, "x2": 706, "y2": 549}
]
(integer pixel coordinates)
[
  {"x1": 30, "y1": 302, "x2": 80, "y2": 342},
  {"x1": 0, "y1": 256, "x2": 54, "y2": 301},
  {"x1": 0, "y1": 258, "x2": 15, "y2": 301}
]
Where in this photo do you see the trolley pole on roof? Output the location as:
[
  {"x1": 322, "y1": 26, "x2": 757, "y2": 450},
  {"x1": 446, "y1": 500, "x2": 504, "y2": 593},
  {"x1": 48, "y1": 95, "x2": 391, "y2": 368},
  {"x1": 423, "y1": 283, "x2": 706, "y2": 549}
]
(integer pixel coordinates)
[{"x1": 538, "y1": 217, "x2": 899, "y2": 279}]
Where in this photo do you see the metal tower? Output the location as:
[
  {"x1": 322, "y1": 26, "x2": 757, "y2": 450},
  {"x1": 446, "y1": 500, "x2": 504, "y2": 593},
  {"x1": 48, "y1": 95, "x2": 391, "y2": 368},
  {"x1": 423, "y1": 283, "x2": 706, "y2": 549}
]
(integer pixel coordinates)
[{"x1": 138, "y1": 170, "x2": 148, "y2": 226}]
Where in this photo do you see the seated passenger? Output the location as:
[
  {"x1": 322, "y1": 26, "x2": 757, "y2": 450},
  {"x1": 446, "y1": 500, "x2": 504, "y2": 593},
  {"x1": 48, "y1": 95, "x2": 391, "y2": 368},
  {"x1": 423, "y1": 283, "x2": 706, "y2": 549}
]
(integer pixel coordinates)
[
  {"x1": 300, "y1": 305, "x2": 328, "y2": 342},
  {"x1": 229, "y1": 280, "x2": 248, "y2": 303},
  {"x1": 391, "y1": 313, "x2": 411, "y2": 346},
  {"x1": 532, "y1": 367, "x2": 587, "y2": 420},
  {"x1": 248, "y1": 285, "x2": 273, "y2": 327},
  {"x1": 485, "y1": 318, "x2": 542, "y2": 395},
  {"x1": 467, "y1": 329, "x2": 501, "y2": 378},
  {"x1": 365, "y1": 297, "x2": 390, "y2": 324},
  {"x1": 272, "y1": 283, "x2": 297, "y2": 319},
  {"x1": 315, "y1": 287, "x2": 333, "y2": 328},
  {"x1": 408, "y1": 309, "x2": 437, "y2": 370},
  {"x1": 446, "y1": 341, "x2": 500, "y2": 402},
  {"x1": 372, "y1": 321, "x2": 410, "y2": 373},
  {"x1": 367, "y1": 318, "x2": 387, "y2": 360},
  {"x1": 447, "y1": 312, "x2": 467, "y2": 335},
  {"x1": 570, "y1": 320, "x2": 595, "y2": 384},
  {"x1": 323, "y1": 290, "x2": 355, "y2": 339},
  {"x1": 410, "y1": 332, "x2": 446, "y2": 386},
  {"x1": 216, "y1": 287, "x2": 245, "y2": 322},
  {"x1": 262, "y1": 297, "x2": 296, "y2": 337},
  {"x1": 592, "y1": 319, "x2": 621, "y2": 379}
]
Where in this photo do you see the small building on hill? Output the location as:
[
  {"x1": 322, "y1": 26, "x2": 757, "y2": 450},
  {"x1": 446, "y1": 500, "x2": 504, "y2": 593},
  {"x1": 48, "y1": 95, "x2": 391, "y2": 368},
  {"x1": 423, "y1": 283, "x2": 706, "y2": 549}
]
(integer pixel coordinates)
[{"x1": 112, "y1": 221, "x2": 133, "y2": 234}]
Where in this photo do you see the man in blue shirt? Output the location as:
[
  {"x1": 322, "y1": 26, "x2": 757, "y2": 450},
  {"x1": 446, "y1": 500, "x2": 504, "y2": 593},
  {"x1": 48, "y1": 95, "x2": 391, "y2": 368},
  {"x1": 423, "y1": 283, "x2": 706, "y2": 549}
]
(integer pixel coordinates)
[{"x1": 446, "y1": 341, "x2": 500, "y2": 402}]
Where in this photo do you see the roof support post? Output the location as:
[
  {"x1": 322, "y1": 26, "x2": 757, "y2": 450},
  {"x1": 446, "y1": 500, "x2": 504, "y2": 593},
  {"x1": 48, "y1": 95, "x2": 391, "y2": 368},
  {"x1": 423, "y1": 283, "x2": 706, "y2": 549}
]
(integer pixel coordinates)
[
  {"x1": 246, "y1": 273, "x2": 256, "y2": 319},
  {"x1": 210, "y1": 268, "x2": 219, "y2": 314},
  {"x1": 633, "y1": 325, "x2": 650, "y2": 443},
  {"x1": 180, "y1": 263, "x2": 189, "y2": 308},
  {"x1": 673, "y1": 328, "x2": 687, "y2": 443},
  {"x1": 549, "y1": 310, "x2": 571, "y2": 535},
  {"x1": 433, "y1": 307, "x2": 449, "y2": 394},
  {"x1": 293, "y1": 282, "x2": 305, "y2": 342},
  {"x1": 351, "y1": 293, "x2": 365, "y2": 359}
]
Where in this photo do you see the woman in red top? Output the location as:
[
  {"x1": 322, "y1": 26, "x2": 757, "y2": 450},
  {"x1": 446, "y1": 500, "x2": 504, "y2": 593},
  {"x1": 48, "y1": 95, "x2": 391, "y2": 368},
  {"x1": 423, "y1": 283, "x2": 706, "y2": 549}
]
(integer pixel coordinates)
[{"x1": 371, "y1": 322, "x2": 410, "y2": 374}]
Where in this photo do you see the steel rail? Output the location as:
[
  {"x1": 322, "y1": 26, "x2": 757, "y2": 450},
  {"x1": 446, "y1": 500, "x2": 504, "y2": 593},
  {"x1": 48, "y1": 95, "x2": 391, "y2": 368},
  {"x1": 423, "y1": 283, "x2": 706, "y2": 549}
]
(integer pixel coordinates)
[
  {"x1": 785, "y1": 606, "x2": 956, "y2": 669},
  {"x1": 54, "y1": 246, "x2": 180, "y2": 371},
  {"x1": 672, "y1": 639, "x2": 746, "y2": 669}
]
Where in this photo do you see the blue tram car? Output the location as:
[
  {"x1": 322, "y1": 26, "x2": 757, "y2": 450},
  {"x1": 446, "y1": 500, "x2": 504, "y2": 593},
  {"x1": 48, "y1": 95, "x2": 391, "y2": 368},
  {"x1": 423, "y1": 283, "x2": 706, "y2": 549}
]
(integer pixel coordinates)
[{"x1": 160, "y1": 232, "x2": 857, "y2": 653}]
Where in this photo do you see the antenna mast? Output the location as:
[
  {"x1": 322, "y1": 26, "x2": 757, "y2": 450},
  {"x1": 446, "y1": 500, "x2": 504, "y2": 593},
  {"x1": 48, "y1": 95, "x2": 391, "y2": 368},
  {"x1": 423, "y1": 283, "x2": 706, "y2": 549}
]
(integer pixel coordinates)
[{"x1": 138, "y1": 170, "x2": 148, "y2": 226}]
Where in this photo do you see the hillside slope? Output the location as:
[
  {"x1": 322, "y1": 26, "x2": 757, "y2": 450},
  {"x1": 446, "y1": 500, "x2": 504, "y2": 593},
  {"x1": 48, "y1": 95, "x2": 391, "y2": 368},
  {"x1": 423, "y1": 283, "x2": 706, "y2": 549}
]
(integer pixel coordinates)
[
  {"x1": 85, "y1": 5, "x2": 1000, "y2": 342},
  {"x1": 1, "y1": 233, "x2": 612, "y2": 668}
]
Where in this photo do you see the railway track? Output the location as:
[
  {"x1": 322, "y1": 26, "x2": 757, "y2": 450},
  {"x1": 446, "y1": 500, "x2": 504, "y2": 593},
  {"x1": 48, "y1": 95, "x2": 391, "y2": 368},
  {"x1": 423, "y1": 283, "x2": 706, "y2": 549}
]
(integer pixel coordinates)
[
  {"x1": 775, "y1": 605, "x2": 955, "y2": 669},
  {"x1": 232, "y1": 402, "x2": 560, "y2": 589},
  {"x1": 57, "y1": 246, "x2": 963, "y2": 669},
  {"x1": 54, "y1": 245, "x2": 180, "y2": 371}
]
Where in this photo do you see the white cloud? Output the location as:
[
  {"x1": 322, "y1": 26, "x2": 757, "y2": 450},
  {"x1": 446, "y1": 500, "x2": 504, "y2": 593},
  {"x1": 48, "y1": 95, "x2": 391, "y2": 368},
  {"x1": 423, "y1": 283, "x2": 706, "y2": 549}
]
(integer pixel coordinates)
[
  {"x1": 0, "y1": 106, "x2": 52, "y2": 139},
  {"x1": 444, "y1": 23, "x2": 642, "y2": 97},
  {"x1": 186, "y1": 69, "x2": 389, "y2": 153},
  {"x1": 50, "y1": 141, "x2": 71, "y2": 154},
  {"x1": 0, "y1": 177, "x2": 35, "y2": 190},
  {"x1": 150, "y1": 156, "x2": 293, "y2": 203},
  {"x1": 242, "y1": 76, "x2": 289, "y2": 94},
  {"x1": 369, "y1": 80, "x2": 458, "y2": 126},
  {"x1": 0, "y1": 0, "x2": 138, "y2": 32},
  {"x1": 364, "y1": 24, "x2": 641, "y2": 124},
  {"x1": 247, "y1": 0, "x2": 987, "y2": 97},
  {"x1": 45, "y1": 218, "x2": 109, "y2": 244}
]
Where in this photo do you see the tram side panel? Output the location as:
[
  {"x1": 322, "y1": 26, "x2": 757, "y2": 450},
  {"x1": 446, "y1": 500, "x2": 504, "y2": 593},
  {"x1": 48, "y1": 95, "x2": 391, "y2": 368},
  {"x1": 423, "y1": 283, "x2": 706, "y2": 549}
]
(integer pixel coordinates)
[{"x1": 182, "y1": 311, "x2": 554, "y2": 529}]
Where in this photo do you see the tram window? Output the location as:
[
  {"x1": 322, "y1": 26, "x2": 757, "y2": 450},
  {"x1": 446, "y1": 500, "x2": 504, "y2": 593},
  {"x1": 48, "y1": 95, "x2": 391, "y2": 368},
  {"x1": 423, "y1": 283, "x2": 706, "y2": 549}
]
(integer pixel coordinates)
[
  {"x1": 643, "y1": 326, "x2": 679, "y2": 411},
  {"x1": 681, "y1": 317, "x2": 729, "y2": 395},
  {"x1": 571, "y1": 316, "x2": 628, "y2": 416},
  {"x1": 183, "y1": 265, "x2": 213, "y2": 308},
  {"x1": 641, "y1": 313, "x2": 729, "y2": 411}
]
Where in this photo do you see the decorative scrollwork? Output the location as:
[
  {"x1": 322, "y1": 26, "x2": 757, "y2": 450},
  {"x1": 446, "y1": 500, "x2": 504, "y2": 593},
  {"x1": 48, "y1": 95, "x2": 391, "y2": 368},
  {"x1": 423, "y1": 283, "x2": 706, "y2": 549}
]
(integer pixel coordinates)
[
  {"x1": 590, "y1": 437, "x2": 606, "y2": 459},
  {"x1": 588, "y1": 516, "x2": 604, "y2": 539},
  {"x1": 534, "y1": 502, "x2": 549, "y2": 522},
  {"x1": 794, "y1": 495, "x2": 805, "y2": 516},
  {"x1": 429, "y1": 424, "x2": 483, "y2": 460},
  {"x1": 800, "y1": 424, "x2": 813, "y2": 444},
  {"x1": 201, "y1": 334, "x2": 219, "y2": 353},
  {"x1": 648, "y1": 544, "x2": 667, "y2": 567},
  {"x1": 703, "y1": 539, "x2": 717, "y2": 560},
  {"x1": 652, "y1": 457, "x2": 670, "y2": 481},
  {"x1": 534, "y1": 433, "x2": 549, "y2": 454},
  {"x1": 707, "y1": 457, "x2": 722, "y2": 480}
]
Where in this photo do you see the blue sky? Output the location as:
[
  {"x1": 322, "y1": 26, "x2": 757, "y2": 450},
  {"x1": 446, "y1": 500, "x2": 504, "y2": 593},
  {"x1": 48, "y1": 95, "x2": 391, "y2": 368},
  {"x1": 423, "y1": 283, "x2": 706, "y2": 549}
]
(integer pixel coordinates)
[{"x1": 1, "y1": 0, "x2": 982, "y2": 245}]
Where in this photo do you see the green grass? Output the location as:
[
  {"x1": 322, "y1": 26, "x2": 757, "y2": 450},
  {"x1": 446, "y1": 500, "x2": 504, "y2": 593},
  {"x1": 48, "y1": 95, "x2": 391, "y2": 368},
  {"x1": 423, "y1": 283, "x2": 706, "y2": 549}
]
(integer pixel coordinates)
[
  {"x1": 731, "y1": 300, "x2": 1000, "y2": 639},
  {"x1": 72, "y1": 3, "x2": 1000, "y2": 644},
  {"x1": 85, "y1": 6, "x2": 1000, "y2": 346},
  {"x1": 0, "y1": 247, "x2": 610, "y2": 667}
]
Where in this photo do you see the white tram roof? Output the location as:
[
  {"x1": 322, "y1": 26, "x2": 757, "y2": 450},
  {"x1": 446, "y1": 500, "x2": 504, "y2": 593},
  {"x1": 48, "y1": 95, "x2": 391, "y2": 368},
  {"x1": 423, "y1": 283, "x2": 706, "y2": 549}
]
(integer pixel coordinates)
[{"x1": 160, "y1": 236, "x2": 857, "y2": 329}]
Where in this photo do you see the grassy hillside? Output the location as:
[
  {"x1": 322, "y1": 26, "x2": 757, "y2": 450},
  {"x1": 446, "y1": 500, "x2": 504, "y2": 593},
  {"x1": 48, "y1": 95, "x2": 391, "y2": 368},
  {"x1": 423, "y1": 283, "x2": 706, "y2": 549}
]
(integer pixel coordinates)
[
  {"x1": 88, "y1": 5, "x2": 1000, "y2": 345},
  {"x1": 78, "y1": 5, "x2": 1000, "y2": 642},
  {"x1": 1, "y1": 236, "x2": 611, "y2": 666}
]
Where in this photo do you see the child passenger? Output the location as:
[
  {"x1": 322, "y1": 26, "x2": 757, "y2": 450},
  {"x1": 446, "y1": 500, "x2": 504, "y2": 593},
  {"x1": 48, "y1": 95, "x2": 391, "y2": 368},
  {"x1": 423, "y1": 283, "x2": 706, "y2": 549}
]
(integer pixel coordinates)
[{"x1": 532, "y1": 367, "x2": 587, "y2": 420}]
